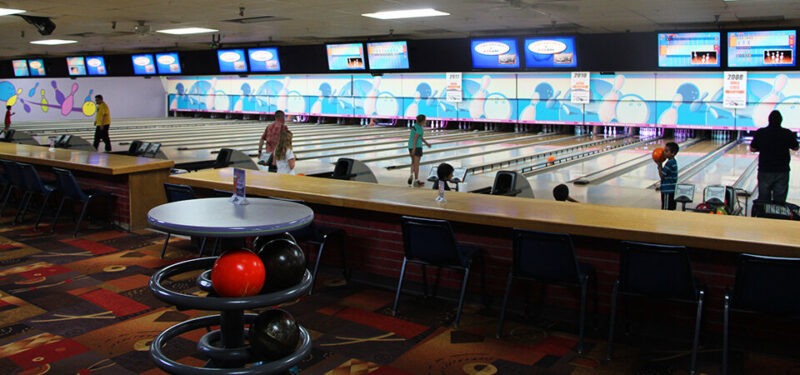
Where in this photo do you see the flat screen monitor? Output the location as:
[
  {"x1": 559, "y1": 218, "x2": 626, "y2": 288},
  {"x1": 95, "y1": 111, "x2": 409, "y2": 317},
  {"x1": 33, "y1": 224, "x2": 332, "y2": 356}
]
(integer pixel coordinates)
[
  {"x1": 131, "y1": 54, "x2": 156, "y2": 75},
  {"x1": 155, "y1": 52, "x2": 182, "y2": 74},
  {"x1": 146, "y1": 142, "x2": 161, "y2": 155},
  {"x1": 366, "y1": 41, "x2": 409, "y2": 69},
  {"x1": 12, "y1": 59, "x2": 29, "y2": 77},
  {"x1": 66, "y1": 57, "x2": 86, "y2": 76},
  {"x1": 247, "y1": 48, "x2": 281, "y2": 72},
  {"x1": 658, "y1": 32, "x2": 720, "y2": 67},
  {"x1": 326, "y1": 43, "x2": 365, "y2": 70},
  {"x1": 471, "y1": 38, "x2": 520, "y2": 69},
  {"x1": 524, "y1": 36, "x2": 578, "y2": 68},
  {"x1": 217, "y1": 49, "x2": 248, "y2": 73},
  {"x1": 28, "y1": 59, "x2": 45, "y2": 76},
  {"x1": 728, "y1": 30, "x2": 796, "y2": 67},
  {"x1": 137, "y1": 142, "x2": 150, "y2": 155},
  {"x1": 86, "y1": 56, "x2": 108, "y2": 75}
]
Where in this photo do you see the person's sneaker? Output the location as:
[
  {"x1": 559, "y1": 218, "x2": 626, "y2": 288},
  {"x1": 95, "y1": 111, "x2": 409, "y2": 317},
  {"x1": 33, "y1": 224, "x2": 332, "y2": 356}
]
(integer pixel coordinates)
[
  {"x1": 407, "y1": 175, "x2": 413, "y2": 185},
  {"x1": 414, "y1": 180, "x2": 425, "y2": 187}
]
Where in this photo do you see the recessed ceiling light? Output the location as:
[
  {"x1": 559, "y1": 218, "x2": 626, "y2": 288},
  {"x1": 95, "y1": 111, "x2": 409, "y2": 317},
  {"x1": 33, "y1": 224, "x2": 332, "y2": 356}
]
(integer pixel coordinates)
[
  {"x1": 362, "y1": 8, "x2": 449, "y2": 20},
  {"x1": 0, "y1": 8, "x2": 25, "y2": 16},
  {"x1": 156, "y1": 27, "x2": 219, "y2": 35},
  {"x1": 30, "y1": 39, "x2": 77, "y2": 45}
]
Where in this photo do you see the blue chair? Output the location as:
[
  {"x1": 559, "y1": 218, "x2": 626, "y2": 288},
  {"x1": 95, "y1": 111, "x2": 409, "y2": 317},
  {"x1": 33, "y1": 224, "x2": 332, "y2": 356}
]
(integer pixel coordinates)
[
  {"x1": 50, "y1": 167, "x2": 115, "y2": 237},
  {"x1": 161, "y1": 183, "x2": 200, "y2": 258},
  {"x1": 16, "y1": 163, "x2": 57, "y2": 229},
  {"x1": 392, "y1": 216, "x2": 485, "y2": 328},
  {"x1": 496, "y1": 229, "x2": 595, "y2": 354},
  {"x1": 263, "y1": 196, "x2": 348, "y2": 295},
  {"x1": 0, "y1": 160, "x2": 27, "y2": 219},
  {"x1": 607, "y1": 241, "x2": 705, "y2": 375},
  {"x1": 723, "y1": 254, "x2": 800, "y2": 375}
]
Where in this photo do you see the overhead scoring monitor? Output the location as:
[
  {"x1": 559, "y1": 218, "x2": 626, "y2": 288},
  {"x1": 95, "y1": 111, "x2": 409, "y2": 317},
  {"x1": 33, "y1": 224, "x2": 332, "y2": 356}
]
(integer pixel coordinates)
[
  {"x1": 366, "y1": 41, "x2": 409, "y2": 70},
  {"x1": 131, "y1": 54, "x2": 156, "y2": 75},
  {"x1": 471, "y1": 38, "x2": 520, "y2": 69},
  {"x1": 66, "y1": 57, "x2": 87, "y2": 76},
  {"x1": 86, "y1": 56, "x2": 108, "y2": 75},
  {"x1": 728, "y1": 30, "x2": 796, "y2": 67},
  {"x1": 155, "y1": 53, "x2": 182, "y2": 74},
  {"x1": 524, "y1": 36, "x2": 577, "y2": 68},
  {"x1": 326, "y1": 43, "x2": 365, "y2": 70},
  {"x1": 28, "y1": 59, "x2": 46, "y2": 76},
  {"x1": 247, "y1": 48, "x2": 281, "y2": 72},
  {"x1": 658, "y1": 32, "x2": 720, "y2": 67},
  {"x1": 11, "y1": 59, "x2": 28, "y2": 77}
]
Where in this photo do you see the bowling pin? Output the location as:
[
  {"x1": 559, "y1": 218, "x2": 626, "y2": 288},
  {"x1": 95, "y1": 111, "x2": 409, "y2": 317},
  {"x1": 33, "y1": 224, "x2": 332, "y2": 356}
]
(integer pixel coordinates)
[
  {"x1": 519, "y1": 93, "x2": 539, "y2": 122},
  {"x1": 658, "y1": 94, "x2": 682, "y2": 125},
  {"x1": 753, "y1": 74, "x2": 788, "y2": 127},
  {"x1": 40, "y1": 89, "x2": 49, "y2": 112},
  {"x1": 469, "y1": 75, "x2": 491, "y2": 119},
  {"x1": 598, "y1": 75, "x2": 625, "y2": 123},
  {"x1": 363, "y1": 76, "x2": 381, "y2": 116},
  {"x1": 28, "y1": 82, "x2": 39, "y2": 98}
]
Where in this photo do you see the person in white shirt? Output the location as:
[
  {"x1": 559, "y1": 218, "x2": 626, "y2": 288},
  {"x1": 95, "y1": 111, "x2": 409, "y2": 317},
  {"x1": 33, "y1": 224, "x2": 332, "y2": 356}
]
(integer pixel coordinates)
[{"x1": 273, "y1": 130, "x2": 296, "y2": 175}]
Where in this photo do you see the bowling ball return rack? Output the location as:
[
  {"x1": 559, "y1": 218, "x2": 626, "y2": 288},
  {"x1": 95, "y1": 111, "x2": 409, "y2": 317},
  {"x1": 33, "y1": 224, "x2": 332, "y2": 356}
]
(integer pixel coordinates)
[{"x1": 149, "y1": 257, "x2": 313, "y2": 375}]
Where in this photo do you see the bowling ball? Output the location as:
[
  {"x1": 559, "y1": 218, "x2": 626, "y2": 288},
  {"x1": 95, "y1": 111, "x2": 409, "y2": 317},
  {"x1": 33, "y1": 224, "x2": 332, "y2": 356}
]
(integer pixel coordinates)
[
  {"x1": 257, "y1": 239, "x2": 306, "y2": 292},
  {"x1": 547, "y1": 156, "x2": 556, "y2": 163},
  {"x1": 253, "y1": 232, "x2": 297, "y2": 251},
  {"x1": 210, "y1": 249, "x2": 266, "y2": 297},
  {"x1": 652, "y1": 148, "x2": 666, "y2": 163},
  {"x1": 249, "y1": 308, "x2": 299, "y2": 361},
  {"x1": 297, "y1": 173, "x2": 305, "y2": 176}
]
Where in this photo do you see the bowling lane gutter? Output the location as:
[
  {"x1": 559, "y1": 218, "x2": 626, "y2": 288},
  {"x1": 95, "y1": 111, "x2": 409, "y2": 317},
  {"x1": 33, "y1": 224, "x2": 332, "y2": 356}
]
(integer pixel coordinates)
[
  {"x1": 378, "y1": 133, "x2": 573, "y2": 169},
  {"x1": 648, "y1": 139, "x2": 741, "y2": 190},
  {"x1": 572, "y1": 137, "x2": 702, "y2": 185}
]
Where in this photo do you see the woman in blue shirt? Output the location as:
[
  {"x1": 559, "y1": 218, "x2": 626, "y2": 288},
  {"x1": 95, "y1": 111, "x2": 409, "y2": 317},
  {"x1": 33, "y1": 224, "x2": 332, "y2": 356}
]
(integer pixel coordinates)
[{"x1": 408, "y1": 114, "x2": 432, "y2": 186}]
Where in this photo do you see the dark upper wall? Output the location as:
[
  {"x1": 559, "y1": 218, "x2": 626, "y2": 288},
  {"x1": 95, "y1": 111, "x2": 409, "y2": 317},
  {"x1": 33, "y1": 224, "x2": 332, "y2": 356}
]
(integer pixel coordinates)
[{"x1": 1, "y1": 30, "x2": 796, "y2": 78}]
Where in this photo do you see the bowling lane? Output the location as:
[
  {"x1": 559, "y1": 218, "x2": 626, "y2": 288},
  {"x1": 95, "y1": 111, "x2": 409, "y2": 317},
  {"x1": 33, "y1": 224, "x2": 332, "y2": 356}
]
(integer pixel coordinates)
[
  {"x1": 528, "y1": 137, "x2": 671, "y2": 184},
  {"x1": 602, "y1": 140, "x2": 725, "y2": 189},
  {"x1": 368, "y1": 134, "x2": 598, "y2": 169},
  {"x1": 296, "y1": 132, "x2": 532, "y2": 159},
  {"x1": 682, "y1": 143, "x2": 756, "y2": 188}
]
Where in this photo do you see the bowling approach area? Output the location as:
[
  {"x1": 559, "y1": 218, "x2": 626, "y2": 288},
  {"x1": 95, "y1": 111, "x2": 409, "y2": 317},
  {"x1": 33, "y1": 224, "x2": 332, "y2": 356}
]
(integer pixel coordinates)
[{"x1": 12, "y1": 115, "x2": 796, "y2": 210}]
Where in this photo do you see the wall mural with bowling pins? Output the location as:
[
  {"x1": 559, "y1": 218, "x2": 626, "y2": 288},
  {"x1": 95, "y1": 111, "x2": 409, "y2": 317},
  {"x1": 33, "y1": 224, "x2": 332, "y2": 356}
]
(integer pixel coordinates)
[
  {"x1": 166, "y1": 71, "x2": 800, "y2": 129},
  {"x1": 1, "y1": 77, "x2": 165, "y2": 121}
]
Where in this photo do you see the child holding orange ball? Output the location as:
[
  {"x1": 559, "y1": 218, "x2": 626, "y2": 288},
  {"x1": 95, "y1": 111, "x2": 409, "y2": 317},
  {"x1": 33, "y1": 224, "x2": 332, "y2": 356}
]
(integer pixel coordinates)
[{"x1": 656, "y1": 142, "x2": 680, "y2": 210}]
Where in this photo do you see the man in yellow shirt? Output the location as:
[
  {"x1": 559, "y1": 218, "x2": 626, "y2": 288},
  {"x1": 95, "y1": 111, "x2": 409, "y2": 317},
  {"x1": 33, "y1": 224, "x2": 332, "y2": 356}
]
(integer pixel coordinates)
[{"x1": 93, "y1": 95, "x2": 111, "y2": 152}]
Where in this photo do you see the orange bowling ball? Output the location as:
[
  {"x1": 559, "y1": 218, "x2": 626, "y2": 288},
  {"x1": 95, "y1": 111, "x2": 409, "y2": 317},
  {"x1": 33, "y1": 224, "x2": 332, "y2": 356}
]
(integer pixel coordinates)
[
  {"x1": 652, "y1": 148, "x2": 665, "y2": 163},
  {"x1": 547, "y1": 156, "x2": 556, "y2": 163},
  {"x1": 297, "y1": 173, "x2": 305, "y2": 176}
]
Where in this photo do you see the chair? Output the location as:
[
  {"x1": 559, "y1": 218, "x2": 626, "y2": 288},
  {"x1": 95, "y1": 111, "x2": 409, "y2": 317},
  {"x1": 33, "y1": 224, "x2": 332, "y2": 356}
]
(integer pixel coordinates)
[
  {"x1": 0, "y1": 160, "x2": 27, "y2": 218},
  {"x1": 212, "y1": 148, "x2": 234, "y2": 169},
  {"x1": 722, "y1": 254, "x2": 800, "y2": 375},
  {"x1": 161, "y1": 183, "x2": 198, "y2": 258},
  {"x1": 127, "y1": 140, "x2": 144, "y2": 156},
  {"x1": 50, "y1": 167, "x2": 115, "y2": 237},
  {"x1": 496, "y1": 229, "x2": 594, "y2": 354},
  {"x1": 16, "y1": 163, "x2": 57, "y2": 229},
  {"x1": 264, "y1": 197, "x2": 348, "y2": 294},
  {"x1": 392, "y1": 216, "x2": 485, "y2": 328},
  {"x1": 607, "y1": 241, "x2": 704, "y2": 375}
]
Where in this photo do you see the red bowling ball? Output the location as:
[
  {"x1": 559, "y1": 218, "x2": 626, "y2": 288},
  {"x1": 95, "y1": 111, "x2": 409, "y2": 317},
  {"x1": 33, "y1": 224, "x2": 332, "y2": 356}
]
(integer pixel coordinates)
[
  {"x1": 211, "y1": 249, "x2": 266, "y2": 297},
  {"x1": 652, "y1": 147, "x2": 666, "y2": 163}
]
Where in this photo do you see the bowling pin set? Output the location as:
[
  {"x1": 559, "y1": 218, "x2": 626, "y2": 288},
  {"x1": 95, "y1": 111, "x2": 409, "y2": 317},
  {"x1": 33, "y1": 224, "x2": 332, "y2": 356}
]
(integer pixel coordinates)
[
  {"x1": 514, "y1": 124, "x2": 536, "y2": 133},
  {"x1": 711, "y1": 130, "x2": 734, "y2": 140},
  {"x1": 639, "y1": 128, "x2": 664, "y2": 138},
  {"x1": 674, "y1": 129, "x2": 694, "y2": 140},
  {"x1": 457, "y1": 122, "x2": 472, "y2": 130}
]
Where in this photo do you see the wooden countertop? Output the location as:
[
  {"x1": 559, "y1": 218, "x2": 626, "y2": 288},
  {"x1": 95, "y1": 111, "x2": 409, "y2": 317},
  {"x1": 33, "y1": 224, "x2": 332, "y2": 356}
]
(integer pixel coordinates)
[
  {"x1": 170, "y1": 168, "x2": 800, "y2": 257},
  {"x1": 0, "y1": 142, "x2": 174, "y2": 175}
]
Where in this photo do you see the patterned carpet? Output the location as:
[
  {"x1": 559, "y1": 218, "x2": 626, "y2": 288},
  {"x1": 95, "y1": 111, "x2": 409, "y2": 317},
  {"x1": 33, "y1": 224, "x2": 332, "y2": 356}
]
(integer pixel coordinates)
[{"x1": 0, "y1": 218, "x2": 797, "y2": 374}]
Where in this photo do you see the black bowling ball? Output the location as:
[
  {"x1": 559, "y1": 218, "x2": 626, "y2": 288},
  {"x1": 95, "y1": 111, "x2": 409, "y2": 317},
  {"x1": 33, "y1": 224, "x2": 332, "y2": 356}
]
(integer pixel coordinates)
[
  {"x1": 249, "y1": 308, "x2": 299, "y2": 361},
  {"x1": 257, "y1": 239, "x2": 306, "y2": 292},
  {"x1": 253, "y1": 232, "x2": 297, "y2": 251}
]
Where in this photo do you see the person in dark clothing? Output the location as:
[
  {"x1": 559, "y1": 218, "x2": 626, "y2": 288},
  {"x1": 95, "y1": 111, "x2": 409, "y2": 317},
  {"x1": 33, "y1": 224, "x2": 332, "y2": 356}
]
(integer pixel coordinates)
[
  {"x1": 750, "y1": 110, "x2": 800, "y2": 204},
  {"x1": 431, "y1": 162, "x2": 453, "y2": 191}
]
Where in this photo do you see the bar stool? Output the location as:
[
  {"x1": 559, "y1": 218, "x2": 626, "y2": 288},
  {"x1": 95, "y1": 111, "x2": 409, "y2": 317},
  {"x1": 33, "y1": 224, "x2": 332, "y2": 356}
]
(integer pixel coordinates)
[
  {"x1": 607, "y1": 241, "x2": 705, "y2": 375},
  {"x1": 161, "y1": 183, "x2": 199, "y2": 258},
  {"x1": 16, "y1": 163, "x2": 57, "y2": 229},
  {"x1": 50, "y1": 167, "x2": 115, "y2": 237},
  {"x1": 392, "y1": 216, "x2": 485, "y2": 328},
  {"x1": 723, "y1": 254, "x2": 800, "y2": 375},
  {"x1": 495, "y1": 229, "x2": 594, "y2": 354}
]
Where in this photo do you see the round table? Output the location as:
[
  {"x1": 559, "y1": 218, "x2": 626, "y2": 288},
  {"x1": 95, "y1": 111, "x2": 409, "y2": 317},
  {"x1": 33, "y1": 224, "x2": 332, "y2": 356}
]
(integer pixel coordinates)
[{"x1": 147, "y1": 197, "x2": 314, "y2": 238}]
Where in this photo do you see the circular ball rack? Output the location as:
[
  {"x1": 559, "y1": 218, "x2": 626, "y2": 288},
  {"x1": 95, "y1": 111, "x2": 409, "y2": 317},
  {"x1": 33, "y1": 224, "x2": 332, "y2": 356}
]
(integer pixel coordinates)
[{"x1": 149, "y1": 257, "x2": 312, "y2": 374}]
